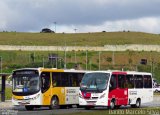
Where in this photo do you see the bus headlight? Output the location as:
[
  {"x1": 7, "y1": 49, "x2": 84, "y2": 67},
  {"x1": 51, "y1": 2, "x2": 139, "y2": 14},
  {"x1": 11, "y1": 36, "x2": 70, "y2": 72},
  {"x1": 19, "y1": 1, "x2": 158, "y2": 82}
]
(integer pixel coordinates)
[{"x1": 30, "y1": 94, "x2": 40, "y2": 100}]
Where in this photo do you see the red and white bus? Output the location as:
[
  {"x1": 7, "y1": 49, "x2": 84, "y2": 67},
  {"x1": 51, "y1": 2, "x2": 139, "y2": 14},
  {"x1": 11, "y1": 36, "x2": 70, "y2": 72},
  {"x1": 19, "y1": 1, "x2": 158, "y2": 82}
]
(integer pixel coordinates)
[{"x1": 79, "y1": 71, "x2": 153, "y2": 109}]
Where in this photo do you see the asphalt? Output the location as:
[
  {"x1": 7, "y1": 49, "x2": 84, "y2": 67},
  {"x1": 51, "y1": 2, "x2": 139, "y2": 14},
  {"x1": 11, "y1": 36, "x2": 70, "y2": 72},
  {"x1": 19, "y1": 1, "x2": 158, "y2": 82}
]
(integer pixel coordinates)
[{"x1": 0, "y1": 95, "x2": 160, "y2": 115}]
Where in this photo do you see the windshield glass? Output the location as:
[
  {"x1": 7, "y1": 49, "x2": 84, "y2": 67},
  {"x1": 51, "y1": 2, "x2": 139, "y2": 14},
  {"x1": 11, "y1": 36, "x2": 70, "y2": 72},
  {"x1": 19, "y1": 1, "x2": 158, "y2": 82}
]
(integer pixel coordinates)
[
  {"x1": 12, "y1": 71, "x2": 40, "y2": 93},
  {"x1": 80, "y1": 72, "x2": 110, "y2": 92}
]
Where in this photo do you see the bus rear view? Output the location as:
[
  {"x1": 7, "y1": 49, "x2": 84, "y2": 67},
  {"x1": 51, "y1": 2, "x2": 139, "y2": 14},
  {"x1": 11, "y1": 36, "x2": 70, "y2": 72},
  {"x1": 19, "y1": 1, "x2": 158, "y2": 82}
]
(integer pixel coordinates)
[{"x1": 79, "y1": 71, "x2": 153, "y2": 109}]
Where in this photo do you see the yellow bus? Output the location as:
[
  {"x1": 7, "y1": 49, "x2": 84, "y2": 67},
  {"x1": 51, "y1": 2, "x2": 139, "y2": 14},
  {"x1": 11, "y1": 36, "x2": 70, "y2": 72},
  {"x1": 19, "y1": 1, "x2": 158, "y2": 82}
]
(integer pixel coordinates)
[{"x1": 12, "y1": 68, "x2": 86, "y2": 110}]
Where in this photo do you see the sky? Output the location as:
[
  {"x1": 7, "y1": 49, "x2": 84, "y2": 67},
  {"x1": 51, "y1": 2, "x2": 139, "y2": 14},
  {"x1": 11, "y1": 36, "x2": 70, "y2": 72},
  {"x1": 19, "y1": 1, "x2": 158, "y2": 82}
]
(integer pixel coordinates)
[{"x1": 1, "y1": 0, "x2": 160, "y2": 33}]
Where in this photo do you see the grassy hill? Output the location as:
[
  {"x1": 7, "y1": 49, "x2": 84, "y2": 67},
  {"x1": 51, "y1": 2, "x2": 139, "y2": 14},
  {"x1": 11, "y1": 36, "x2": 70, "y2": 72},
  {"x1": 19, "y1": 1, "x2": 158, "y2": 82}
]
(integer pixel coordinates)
[
  {"x1": 0, "y1": 31, "x2": 160, "y2": 46},
  {"x1": 0, "y1": 31, "x2": 160, "y2": 83}
]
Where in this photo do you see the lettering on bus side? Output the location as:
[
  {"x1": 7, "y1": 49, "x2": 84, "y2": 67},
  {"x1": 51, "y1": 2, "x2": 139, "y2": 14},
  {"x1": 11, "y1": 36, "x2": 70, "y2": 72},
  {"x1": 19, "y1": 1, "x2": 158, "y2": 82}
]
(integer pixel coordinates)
[
  {"x1": 66, "y1": 89, "x2": 76, "y2": 94},
  {"x1": 129, "y1": 91, "x2": 137, "y2": 95}
]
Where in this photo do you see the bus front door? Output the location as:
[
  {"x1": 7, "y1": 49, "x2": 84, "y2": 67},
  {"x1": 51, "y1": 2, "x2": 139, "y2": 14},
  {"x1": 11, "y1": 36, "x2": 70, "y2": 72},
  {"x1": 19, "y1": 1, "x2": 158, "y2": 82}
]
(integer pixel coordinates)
[
  {"x1": 41, "y1": 72, "x2": 52, "y2": 105},
  {"x1": 117, "y1": 74, "x2": 128, "y2": 105}
]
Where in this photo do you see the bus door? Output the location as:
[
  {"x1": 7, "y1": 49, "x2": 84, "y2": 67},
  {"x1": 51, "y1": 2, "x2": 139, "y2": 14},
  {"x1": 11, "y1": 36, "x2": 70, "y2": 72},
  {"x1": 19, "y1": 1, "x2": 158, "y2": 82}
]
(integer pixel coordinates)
[
  {"x1": 109, "y1": 74, "x2": 128, "y2": 106},
  {"x1": 117, "y1": 74, "x2": 128, "y2": 105},
  {"x1": 41, "y1": 72, "x2": 52, "y2": 105}
]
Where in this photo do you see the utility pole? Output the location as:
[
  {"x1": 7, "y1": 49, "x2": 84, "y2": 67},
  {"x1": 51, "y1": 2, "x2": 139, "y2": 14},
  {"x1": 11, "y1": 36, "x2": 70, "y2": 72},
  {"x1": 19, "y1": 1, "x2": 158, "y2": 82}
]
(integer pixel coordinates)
[
  {"x1": 64, "y1": 42, "x2": 67, "y2": 69},
  {"x1": 42, "y1": 57, "x2": 44, "y2": 68},
  {"x1": 112, "y1": 51, "x2": 115, "y2": 65},
  {"x1": 99, "y1": 51, "x2": 101, "y2": 70},
  {"x1": 86, "y1": 46, "x2": 88, "y2": 70},
  {"x1": 74, "y1": 42, "x2": 77, "y2": 64},
  {"x1": 56, "y1": 46, "x2": 58, "y2": 68}
]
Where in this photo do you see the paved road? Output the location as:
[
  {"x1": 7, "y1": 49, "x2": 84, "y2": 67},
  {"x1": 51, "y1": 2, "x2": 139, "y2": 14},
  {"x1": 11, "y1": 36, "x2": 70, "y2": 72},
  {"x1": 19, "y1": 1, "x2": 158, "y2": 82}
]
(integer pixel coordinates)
[{"x1": 1, "y1": 95, "x2": 160, "y2": 115}]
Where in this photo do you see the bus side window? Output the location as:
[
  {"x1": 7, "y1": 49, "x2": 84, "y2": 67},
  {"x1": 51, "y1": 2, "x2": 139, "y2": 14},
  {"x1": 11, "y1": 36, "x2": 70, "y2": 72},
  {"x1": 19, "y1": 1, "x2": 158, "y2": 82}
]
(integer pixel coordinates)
[
  {"x1": 41, "y1": 72, "x2": 51, "y2": 93},
  {"x1": 68, "y1": 74, "x2": 74, "y2": 87},
  {"x1": 72, "y1": 73, "x2": 78, "y2": 87},
  {"x1": 118, "y1": 74, "x2": 125, "y2": 88},
  {"x1": 135, "y1": 75, "x2": 143, "y2": 88},
  {"x1": 109, "y1": 75, "x2": 117, "y2": 90},
  {"x1": 125, "y1": 74, "x2": 134, "y2": 88},
  {"x1": 52, "y1": 72, "x2": 61, "y2": 87},
  {"x1": 78, "y1": 73, "x2": 84, "y2": 86},
  {"x1": 144, "y1": 75, "x2": 152, "y2": 88},
  {"x1": 61, "y1": 73, "x2": 70, "y2": 87}
]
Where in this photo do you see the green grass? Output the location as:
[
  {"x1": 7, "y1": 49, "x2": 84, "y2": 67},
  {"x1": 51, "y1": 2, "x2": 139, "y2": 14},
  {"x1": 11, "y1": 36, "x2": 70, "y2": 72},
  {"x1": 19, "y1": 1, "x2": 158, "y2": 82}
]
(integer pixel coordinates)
[
  {"x1": 0, "y1": 50, "x2": 160, "y2": 82},
  {"x1": 5, "y1": 87, "x2": 12, "y2": 100},
  {"x1": 0, "y1": 87, "x2": 12, "y2": 101},
  {"x1": 0, "y1": 32, "x2": 160, "y2": 46}
]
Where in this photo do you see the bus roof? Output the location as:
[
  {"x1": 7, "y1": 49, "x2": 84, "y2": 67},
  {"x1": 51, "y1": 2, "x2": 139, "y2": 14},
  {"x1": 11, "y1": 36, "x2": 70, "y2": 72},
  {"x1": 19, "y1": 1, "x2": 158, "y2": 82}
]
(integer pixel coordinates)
[
  {"x1": 85, "y1": 70, "x2": 152, "y2": 76},
  {"x1": 12, "y1": 68, "x2": 90, "y2": 73},
  {"x1": 12, "y1": 68, "x2": 152, "y2": 75}
]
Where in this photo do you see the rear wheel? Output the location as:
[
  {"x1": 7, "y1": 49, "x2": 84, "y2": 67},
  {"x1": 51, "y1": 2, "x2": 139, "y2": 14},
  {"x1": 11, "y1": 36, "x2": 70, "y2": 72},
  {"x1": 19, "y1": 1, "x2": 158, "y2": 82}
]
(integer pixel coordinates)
[
  {"x1": 25, "y1": 106, "x2": 34, "y2": 111},
  {"x1": 135, "y1": 99, "x2": 141, "y2": 108},
  {"x1": 131, "y1": 99, "x2": 141, "y2": 108},
  {"x1": 49, "y1": 96, "x2": 60, "y2": 109}
]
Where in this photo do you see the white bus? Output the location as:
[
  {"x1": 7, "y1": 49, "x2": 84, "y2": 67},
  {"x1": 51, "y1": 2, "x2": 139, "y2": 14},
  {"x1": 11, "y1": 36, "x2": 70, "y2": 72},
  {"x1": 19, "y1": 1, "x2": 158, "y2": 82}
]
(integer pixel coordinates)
[
  {"x1": 79, "y1": 71, "x2": 153, "y2": 109},
  {"x1": 12, "y1": 68, "x2": 87, "y2": 110}
]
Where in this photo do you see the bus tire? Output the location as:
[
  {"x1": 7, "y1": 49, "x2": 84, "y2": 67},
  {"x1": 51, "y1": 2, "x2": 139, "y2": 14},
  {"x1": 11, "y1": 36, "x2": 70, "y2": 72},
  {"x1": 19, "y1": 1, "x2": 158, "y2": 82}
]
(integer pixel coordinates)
[
  {"x1": 49, "y1": 96, "x2": 60, "y2": 109},
  {"x1": 110, "y1": 100, "x2": 115, "y2": 109},
  {"x1": 25, "y1": 105, "x2": 34, "y2": 111},
  {"x1": 131, "y1": 99, "x2": 141, "y2": 108},
  {"x1": 135, "y1": 99, "x2": 141, "y2": 108}
]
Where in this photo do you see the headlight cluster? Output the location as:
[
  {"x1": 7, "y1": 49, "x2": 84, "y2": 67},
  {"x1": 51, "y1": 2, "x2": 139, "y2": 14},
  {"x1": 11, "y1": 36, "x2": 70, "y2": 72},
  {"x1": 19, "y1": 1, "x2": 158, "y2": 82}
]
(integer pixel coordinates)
[{"x1": 29, "y1": 94, "x2": 40, "y2": 100}]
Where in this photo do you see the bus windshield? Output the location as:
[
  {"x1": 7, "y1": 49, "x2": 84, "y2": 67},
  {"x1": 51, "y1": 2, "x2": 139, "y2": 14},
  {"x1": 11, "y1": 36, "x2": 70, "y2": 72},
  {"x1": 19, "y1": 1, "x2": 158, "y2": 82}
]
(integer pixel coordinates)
[
  {"x1": 12, "y1": 71, "x2": 40, "y2": 94},
  {"x1": 80, "y1": 72, "x2": 110, "y2": 92}
]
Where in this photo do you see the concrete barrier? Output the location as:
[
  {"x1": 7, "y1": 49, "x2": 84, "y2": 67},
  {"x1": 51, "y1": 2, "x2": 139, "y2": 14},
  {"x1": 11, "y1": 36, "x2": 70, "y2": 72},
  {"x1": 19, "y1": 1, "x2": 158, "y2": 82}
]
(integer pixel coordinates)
[{"x1": 0, "y1": 45, "x2": 160, "y2": 52}]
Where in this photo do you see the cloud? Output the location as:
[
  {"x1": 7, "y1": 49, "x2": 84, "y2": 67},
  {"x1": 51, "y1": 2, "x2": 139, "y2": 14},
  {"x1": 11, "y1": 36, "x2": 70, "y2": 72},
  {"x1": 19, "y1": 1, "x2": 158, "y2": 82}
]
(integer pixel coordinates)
[
  {"x1": 56, "y1": 17, "x2": 160, "y2": 34},
  {"x1": 0, "y1": 0, "x2": 160, "y2": 33}
]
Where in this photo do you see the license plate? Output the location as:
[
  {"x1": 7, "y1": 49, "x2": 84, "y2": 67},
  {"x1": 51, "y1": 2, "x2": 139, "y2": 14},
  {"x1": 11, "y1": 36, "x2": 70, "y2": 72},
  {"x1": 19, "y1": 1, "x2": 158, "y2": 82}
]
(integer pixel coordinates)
[
  {"x1": 87, "y1": 102, "x2": 95, "y2": 105},
  {"x1": 92, "y1": 93, "x2": 98, "y2": 97}
]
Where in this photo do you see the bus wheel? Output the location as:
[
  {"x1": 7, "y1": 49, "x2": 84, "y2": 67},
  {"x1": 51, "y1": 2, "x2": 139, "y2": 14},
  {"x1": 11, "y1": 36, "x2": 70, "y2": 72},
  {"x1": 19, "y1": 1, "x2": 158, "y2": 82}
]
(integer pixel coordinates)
[
  {"x1": 49, "y1": 96, "x2": 59, "y2": 109},
  {"x1": 110, "y1": 100, "x2": 115, "y2": 109},
  {"x1": 135, "y1": 99, "x2": 141, "y2": 108},
  {"x1": 131, "y1": 99, "x2": 141, "y2": 108},
  {"x1": 25, "y1": 105, "x2": 34, "y2": 111}
]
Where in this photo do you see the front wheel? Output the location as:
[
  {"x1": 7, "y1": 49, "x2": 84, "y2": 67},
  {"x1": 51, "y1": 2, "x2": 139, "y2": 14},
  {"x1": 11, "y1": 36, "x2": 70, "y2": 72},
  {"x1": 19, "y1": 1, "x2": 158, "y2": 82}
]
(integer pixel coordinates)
[
  {"x1": 49, "y1": 96, "x2": 60, "y2": 109},
  {"x1": 110, "y1": 100, "x2": 115, "y2": 109}
]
